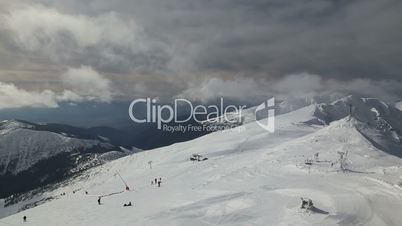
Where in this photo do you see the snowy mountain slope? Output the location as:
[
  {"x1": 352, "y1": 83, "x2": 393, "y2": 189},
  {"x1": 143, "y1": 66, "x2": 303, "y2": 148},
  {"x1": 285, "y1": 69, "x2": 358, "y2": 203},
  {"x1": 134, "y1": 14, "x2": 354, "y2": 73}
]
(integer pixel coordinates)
[
  {"x1": 275, "y1": 93, "x2": 346, "y2": 115},
  {"x1": 2, "y1": 102, "x2": 401, "y2": 226},
  {"x1": 312, "y1": 96, "x2": 402, "y2": 157},
  {"x1": 0, "y1": 120, "x2": 102, "y2": 175},
  {"x1": 201, "y1": 96, "x2": 322, "y2": 127},
  {"x1": 202, "y1": 94, "x2": 350, "y2": 127},
  {"x1": 205, "y1": 95, "x2": 402, "y2": 157},
  {"x1": 313, "y1": 96, "x2": 402, "y2": 128},
  {"x1": 0, "y1": 120, "x2": 133, "y2": 198}
]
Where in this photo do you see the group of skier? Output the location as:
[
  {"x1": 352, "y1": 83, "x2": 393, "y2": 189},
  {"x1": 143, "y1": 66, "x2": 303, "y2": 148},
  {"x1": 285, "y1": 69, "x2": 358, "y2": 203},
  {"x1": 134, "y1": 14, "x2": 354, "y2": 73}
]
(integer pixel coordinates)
[
  {"x1": 22, "y1": 173, "x2": 164, "y2": 222},
  {"x1": 151, "y1": 177, "x2": 162, "y2": 187},
  {"x1": 22, "y1": 173, "x2": 162, "y2": 222},
  {"x1": 94, "y1": 177, "x2": 162, "y2": 208}
]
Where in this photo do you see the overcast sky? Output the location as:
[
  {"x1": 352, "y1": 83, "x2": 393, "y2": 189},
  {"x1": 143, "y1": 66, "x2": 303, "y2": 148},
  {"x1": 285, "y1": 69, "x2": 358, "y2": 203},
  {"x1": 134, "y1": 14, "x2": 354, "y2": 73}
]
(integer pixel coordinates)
[{"x1": 0, "y1": 0, "x2": 402, "y2": 109}]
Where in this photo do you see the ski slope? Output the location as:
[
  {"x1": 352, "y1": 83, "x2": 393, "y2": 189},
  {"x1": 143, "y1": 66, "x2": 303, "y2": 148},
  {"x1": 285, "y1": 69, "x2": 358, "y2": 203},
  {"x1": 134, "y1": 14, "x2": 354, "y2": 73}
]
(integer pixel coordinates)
[{"x1": 1, "y1": 103, "x2": 402, "y2": 226}]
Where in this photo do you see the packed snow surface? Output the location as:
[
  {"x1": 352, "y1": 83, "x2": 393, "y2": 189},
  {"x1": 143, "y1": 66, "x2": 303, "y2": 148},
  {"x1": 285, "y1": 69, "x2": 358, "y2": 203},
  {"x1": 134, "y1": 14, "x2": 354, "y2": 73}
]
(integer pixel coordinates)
[{"x1": 1, "y1": 103, "x2": 402, "y2": 226}]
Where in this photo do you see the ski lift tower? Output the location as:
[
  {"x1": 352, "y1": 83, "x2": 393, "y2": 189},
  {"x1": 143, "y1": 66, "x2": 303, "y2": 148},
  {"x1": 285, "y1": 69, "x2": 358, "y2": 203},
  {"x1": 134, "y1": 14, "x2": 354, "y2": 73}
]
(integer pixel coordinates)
[
  {"x1": 349, "y1": 104, "x2": 353, "y2": 117},
  {"x1": 337, "y1": 151, "x2": 348, "y2": 172}
]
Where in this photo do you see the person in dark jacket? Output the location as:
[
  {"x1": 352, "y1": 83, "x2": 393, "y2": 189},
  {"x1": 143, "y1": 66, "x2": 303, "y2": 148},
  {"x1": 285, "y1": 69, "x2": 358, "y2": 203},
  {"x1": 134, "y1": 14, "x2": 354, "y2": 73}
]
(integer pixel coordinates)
[
  {"x1": 98, "y1": 197, "x2": 101, "y2": 205},
  {"x1": 124, "y1": 202, "x2": 132, "y2": 207}
]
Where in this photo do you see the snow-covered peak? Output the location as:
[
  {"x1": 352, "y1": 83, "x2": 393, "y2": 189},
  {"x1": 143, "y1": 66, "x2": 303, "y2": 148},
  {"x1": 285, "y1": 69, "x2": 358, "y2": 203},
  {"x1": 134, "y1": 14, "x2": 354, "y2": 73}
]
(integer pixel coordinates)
[
  {"x1": 396, "y1": 101, "x2": 402, "y2": 111},
  {"x1": 0, "y1": 120, "x2": 34, "y2": 133},
  {"x1": 313, "y1": 95, "x2": 402, "y2": 128},
  {"x1": 276, "y1": 93, "x2": 346, "y2": 114},
  {"x1": 202, "y1": 95, "x2": 402, "y2": 150},
  {"x1": 201, "y1": 95, "x2": 338, "y2": 126}
]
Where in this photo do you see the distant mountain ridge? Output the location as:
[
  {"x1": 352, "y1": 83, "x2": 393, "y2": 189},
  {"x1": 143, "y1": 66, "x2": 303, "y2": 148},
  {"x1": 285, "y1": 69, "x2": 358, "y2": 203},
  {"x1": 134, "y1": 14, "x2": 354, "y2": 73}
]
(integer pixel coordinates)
[{"x1": 0, "y1": 120, "x2": 134, "y2": 198}]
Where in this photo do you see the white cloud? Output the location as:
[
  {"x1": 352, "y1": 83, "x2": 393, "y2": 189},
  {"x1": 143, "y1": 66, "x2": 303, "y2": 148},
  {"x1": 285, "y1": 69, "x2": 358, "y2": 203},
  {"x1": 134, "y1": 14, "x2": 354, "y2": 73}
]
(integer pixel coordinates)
[
  {"x1": 55, "y1": 90, "x2": 84, "y2": 102},
  {"x1": 0, "y1": 82, "x2": 91, "y2": 109},
  {"x1": 0, "y1": 82, "x2": 59, "y2": 109},
  {"x1": 272, "y1": 73, "x2": 322, "y2": 96},
  {"x1": 1, "y1": 4, "x2": 137, "y2": 50},
  {"x1": 178, "y1": 77, "x2": 269, "y2": 102},
  {"x1": 272, "y1": 73, "x2": 402, "y2": 101},
  {"x1": 4, "y1": 5, "x2": 135, "y2": 48},
  {"x1": 178, "y1": 73, "x2": 402, "y2": 102},
  {"x1": 62, "y1": 66, "x2": 113, "y2": 103},
  {"x1": 0, "y1": 66, "x2": 113, "y2": 109}
]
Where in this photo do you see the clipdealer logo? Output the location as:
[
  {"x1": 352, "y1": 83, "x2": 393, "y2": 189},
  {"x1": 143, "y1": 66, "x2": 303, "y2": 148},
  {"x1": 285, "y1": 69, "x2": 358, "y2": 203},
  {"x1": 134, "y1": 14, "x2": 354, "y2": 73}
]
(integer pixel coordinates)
[
  {"x1": 128, "y1": 97, "x2": 275, "y2": 132},
  {"x1": 128, "y1": 98, "x2": 246, "y2": 129},
  {"x1": 255, "y1": 97, "x2": 275, "y2": 133}
]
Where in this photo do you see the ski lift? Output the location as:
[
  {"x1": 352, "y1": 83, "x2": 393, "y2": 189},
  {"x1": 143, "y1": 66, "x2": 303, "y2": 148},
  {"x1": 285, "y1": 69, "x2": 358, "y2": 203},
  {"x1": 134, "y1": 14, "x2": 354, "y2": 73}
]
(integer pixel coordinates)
[
  {"x1": 116, "y1": 171, "x2": 131, "y2": 191},
  {"x1": 314, "y1": 153, "x2": 319, "y2": 161},
  {"x1": 337, "y1": 151, "x2": 349, "y2": 171}
]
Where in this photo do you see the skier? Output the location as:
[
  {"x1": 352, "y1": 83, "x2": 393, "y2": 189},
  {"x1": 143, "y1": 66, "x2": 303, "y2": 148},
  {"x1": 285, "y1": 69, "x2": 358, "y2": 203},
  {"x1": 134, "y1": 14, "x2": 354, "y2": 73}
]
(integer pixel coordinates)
[
  {"x1": 98, "y1": 197, "x2": 101, "y2": 205},
  {"x1": 23, "y1": 216, "x2": 27, "y2": 222},
  {"x1": 154, "y1": 178, "x2": 157, "y2": 184},
  {"x1": 85, "y1": 191, "x2": 88, "y2": 195},
  {"x1": 158, "y1": 178, "x2": 162, "y2": 187}
]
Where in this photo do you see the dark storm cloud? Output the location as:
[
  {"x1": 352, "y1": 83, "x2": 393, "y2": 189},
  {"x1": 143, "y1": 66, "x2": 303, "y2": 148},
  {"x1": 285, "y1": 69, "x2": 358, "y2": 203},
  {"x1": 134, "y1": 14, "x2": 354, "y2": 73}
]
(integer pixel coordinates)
[
  {"x1": 1, "y1": 0, "x2": 402, "y2": 106},
  {"x1": 21, "y1": 0, "x2": 402, "y2": 80},
  {"x1": 0, "y1": 4, "x2": 172, "y2": 75}
]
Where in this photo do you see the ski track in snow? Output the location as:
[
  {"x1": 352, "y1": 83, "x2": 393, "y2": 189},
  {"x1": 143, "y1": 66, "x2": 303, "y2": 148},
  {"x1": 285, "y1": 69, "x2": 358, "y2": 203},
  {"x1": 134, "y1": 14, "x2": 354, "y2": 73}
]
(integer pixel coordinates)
[{"x1": 1, "y1": 104, "x2": 402, "y2": 226}]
